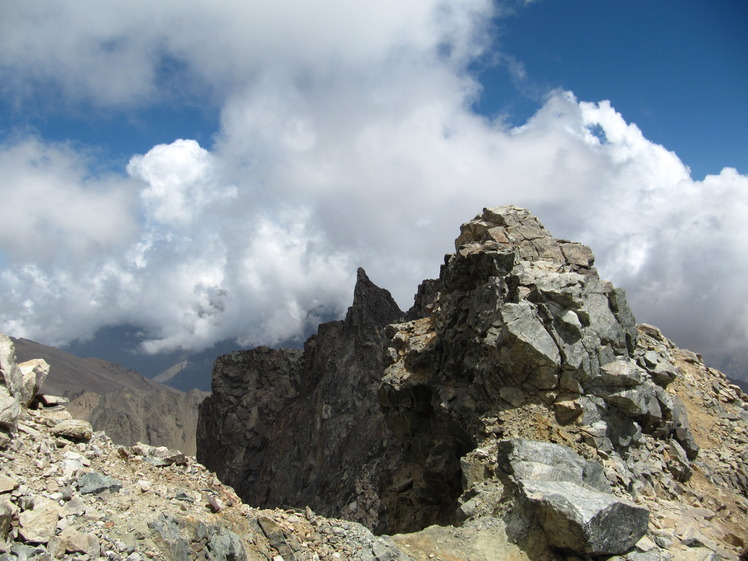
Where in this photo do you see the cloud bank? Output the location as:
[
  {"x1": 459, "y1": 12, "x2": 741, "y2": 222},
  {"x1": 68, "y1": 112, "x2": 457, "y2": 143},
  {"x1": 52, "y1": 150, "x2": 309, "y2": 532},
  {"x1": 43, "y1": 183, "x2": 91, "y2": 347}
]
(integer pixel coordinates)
[{"x1": 0, "y1": 1, "x2": 746, "y2": 359}]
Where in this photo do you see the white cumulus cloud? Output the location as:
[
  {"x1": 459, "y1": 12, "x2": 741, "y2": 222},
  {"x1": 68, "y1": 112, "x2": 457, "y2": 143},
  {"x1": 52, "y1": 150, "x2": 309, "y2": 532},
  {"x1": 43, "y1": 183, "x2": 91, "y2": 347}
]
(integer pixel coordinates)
[{"x1": 0, "y1": 1, "x2": 746, "y2": 363}]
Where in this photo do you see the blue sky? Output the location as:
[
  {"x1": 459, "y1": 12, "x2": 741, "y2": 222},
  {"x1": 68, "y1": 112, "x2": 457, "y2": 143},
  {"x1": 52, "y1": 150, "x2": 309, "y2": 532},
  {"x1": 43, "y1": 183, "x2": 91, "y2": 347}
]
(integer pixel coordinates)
[
  {"x1": 475, "y1": 0, "x2": 747, "y2": 179},
  {"x1": 0, "y1": 0, "x2": 747, "y2": 376},
  {"x1": 3, "y1": 1, "x2": 745, "y2": 180}
]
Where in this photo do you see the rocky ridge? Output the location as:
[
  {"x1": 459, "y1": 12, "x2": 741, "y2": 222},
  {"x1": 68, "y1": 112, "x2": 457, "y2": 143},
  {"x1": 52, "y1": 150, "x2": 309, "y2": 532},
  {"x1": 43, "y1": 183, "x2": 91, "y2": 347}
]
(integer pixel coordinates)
[
  {"x1": 1, "y1": 333, "x2": 409, "y2": 561},
  {"x1": 3, "y1": 206, "x2": 746, "y2": 561},
  {"x1": 199, "y1": 206, "x2": 748, "y2": 560},
  {"x1": 382, "y1": 207, "x2": 748, "y2": 558}
]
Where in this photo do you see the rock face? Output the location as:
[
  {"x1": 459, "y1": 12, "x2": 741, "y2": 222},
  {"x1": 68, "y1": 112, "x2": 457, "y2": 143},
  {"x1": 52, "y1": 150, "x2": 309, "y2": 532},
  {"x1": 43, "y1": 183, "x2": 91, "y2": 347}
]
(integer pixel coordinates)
[
  {"x1": 198, "y1": 268, "x2": 406, "y2": 531},
  {"x1": 198, "y1": 206, "x2": 748, "y2": 560}
]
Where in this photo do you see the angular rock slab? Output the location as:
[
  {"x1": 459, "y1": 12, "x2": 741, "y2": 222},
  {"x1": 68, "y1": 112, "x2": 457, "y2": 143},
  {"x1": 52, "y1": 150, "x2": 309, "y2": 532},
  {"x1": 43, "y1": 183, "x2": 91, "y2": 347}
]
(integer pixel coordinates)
[
  {"x1": 18, "y1": 358, "x2": 50, "y2": 406},
  {"x1": 497, "y1": 438, "x2": 609, "y2": 492},
  {"x1": 77, "y1": 471, "x2": 123, "y2": 495},
  {"x1": 521, "y1": 480, "x2": 649, "y2": 556},
  {"x1": 57, "y1": 526, "x2": 101, "y2": 557},
  {"x1": 0, "y1": 497, "x2": 19, "y2": 540},
  {"x1": 497, "y1": 439, "x2": 649, "y2": 556},
  {"x1": 0, "y1": 333, "x2": 23, "y2": 431},
  {"x1": 18, "y1": 497, "x2": 60, "y2": 544},
  {"x1": 0, "y1": 387, "x2": 20, "y2": 431}
]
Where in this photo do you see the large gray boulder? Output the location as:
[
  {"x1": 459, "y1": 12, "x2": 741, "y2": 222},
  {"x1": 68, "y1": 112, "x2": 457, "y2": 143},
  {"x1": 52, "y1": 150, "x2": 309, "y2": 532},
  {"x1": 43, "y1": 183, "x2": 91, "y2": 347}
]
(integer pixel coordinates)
[
  {"x1": 497, "y1": 438, "x2": 610, "y2": 492},
  {"x1": 520, "y1": 480, "x2": 649, "y2": 555},
  {"x1": 498, "y1": 438, "x2": 649, "y2": 556}
]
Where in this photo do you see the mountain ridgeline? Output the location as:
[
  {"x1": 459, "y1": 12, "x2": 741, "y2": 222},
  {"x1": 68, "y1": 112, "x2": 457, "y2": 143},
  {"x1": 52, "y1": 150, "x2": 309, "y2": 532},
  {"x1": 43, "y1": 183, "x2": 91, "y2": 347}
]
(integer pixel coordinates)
[
  {"x1": 0, "y1": 206, "x2": 746, "y2": 560},
  {"x1": 197, "y1": 206, "x2": 748, "y2": 559}
]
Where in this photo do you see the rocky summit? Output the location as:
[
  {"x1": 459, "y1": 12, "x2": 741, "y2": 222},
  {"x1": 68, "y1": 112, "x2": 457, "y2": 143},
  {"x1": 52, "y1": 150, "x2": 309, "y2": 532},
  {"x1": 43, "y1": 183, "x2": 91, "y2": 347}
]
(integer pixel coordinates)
[
  {"x1": 198, "y1": 206, "x2": 748, "y2": 560},
  {"x1": 1, "y1": 205, "x2": 747, "y2": 561}
]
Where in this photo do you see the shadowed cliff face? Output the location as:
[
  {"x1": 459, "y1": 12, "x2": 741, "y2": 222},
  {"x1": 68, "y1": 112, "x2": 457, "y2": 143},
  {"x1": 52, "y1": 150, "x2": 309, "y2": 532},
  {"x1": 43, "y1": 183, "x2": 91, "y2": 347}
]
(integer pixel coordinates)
[{"x1": 197, "y1": 268, "x2": 407, "y2": 531}]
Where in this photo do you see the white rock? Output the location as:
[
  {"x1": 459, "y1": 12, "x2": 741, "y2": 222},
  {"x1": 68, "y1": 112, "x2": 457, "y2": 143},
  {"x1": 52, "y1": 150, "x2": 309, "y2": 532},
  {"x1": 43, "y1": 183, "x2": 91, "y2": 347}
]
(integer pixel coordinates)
[{"x1": 18, "y1": 496, "x2": 61, "y2": 544}]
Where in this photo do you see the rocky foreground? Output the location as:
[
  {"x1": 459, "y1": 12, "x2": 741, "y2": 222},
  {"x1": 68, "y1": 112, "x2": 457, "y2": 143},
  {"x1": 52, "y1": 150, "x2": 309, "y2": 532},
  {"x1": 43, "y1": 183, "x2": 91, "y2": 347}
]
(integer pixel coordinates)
[
  {"x1": 2, "y1": 334, "x2": 405, "y2": 561},
  {"x1": 1, "y1": 206, "x2": 747, "y2": 560}
]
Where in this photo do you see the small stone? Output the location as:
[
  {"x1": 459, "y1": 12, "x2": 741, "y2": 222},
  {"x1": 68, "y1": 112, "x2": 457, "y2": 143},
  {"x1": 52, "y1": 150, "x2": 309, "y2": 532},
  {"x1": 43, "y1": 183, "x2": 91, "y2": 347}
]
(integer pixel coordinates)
[
  {"x1": 77, "y1": 472, "x2": 123, "y2": 495},
  {"x1": 634, "y1": 535, "x2": 657, "y2": 552},
  {"x1": 58, "y1": 526, "x2": 101, "y2": 557},
  {"x1": 0, "y1": 473, "x2": 18, "y2": 493},
  {"x1": 46, "y1": 535, "x2": 64, "y2": 558},
  {"x1": 18, "y1": 497, "x2": 61, "y2": 544},
  {"x1": 51, "y1": 420, "x2": 93, "y2": 443},
  {"x1": 61, "y1": 451, "x2": 88, "y2": 479},
  {"x1": 137, "y1": 479, "x2": 152, "y2": 493},
  {"x1": 0, "y1": 496, "x2": 19, "y2": 540},
  {"x1": 553, "y1": 399, "x2": 583, "y2": 425},
  {"x1": 206, "y1": 494, "x2": 224, "y2": 513},
  {"x1": 35, "y1": 394, "x2": 69, "y2": 407},
  {"x1": 653, "y1": 533, "x2": 672, "y2": 549},
  {"x1": 9, "y1": 543, "x2": 46, "y2": 559}
]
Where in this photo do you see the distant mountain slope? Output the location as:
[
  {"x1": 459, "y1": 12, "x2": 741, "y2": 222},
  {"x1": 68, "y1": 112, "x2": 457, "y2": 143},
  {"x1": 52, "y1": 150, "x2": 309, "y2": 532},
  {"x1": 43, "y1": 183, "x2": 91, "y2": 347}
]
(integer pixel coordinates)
[
  {"x1": 11, "y1": 337, "x2": 160, "y2": 396},
  {"x1": 66, "y1": 388, "x2": 208, "y2": 455},
  {"x1": 10, "y1": 336, "x2": 208, "y2": 454},
  {"x1": 706, "y1": 349, "x2": 748, "y2": 391}
]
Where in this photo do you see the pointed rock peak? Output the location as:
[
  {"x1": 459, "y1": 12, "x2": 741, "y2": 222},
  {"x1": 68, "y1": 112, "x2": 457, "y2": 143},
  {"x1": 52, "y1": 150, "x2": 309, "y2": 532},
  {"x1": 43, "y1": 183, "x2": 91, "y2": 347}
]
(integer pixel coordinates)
[
  {"x1": 346, "y1": 268, "x2": 402, "y2": 328},
  {"x1": 355, "y1": 266, "x2": 372, "y2": 287}
]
